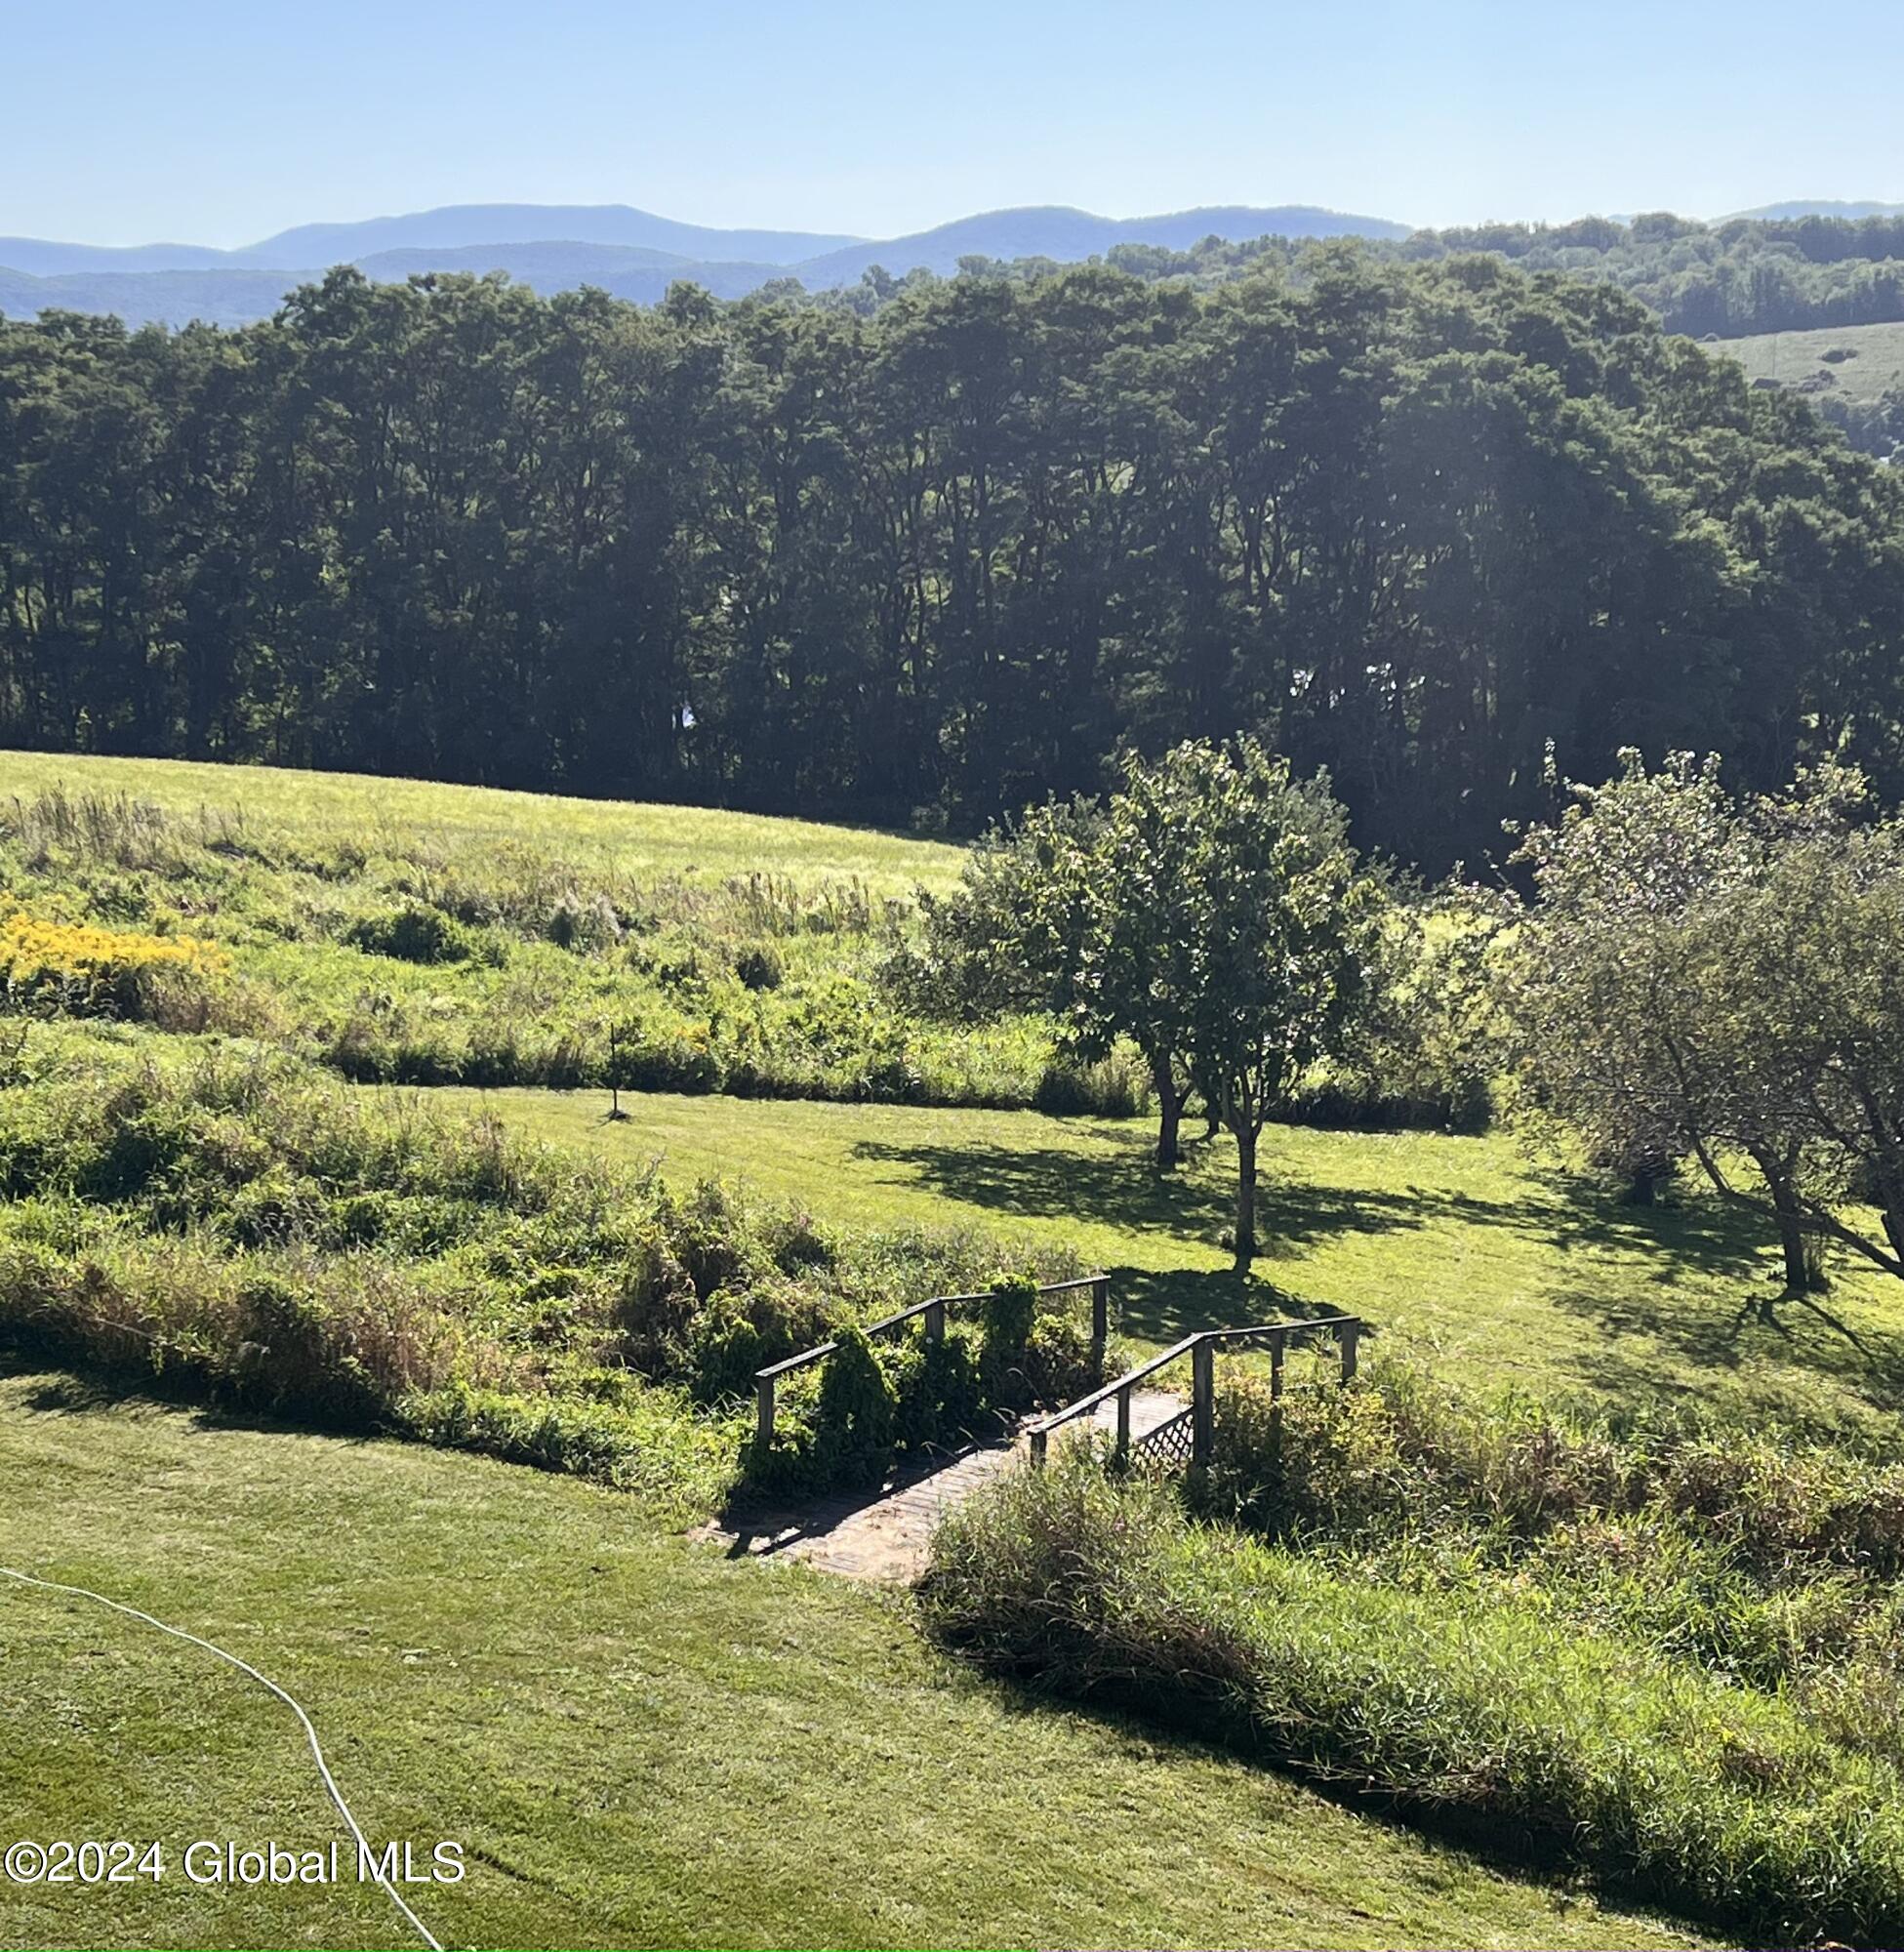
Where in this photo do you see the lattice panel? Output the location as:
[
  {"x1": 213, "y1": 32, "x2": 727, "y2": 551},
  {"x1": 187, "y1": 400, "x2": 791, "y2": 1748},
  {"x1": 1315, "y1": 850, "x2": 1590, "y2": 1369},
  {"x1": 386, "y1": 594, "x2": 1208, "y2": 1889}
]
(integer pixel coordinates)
[{"x1": 1131, "y1": 1406, "x2": 1194, "y2": 1473}]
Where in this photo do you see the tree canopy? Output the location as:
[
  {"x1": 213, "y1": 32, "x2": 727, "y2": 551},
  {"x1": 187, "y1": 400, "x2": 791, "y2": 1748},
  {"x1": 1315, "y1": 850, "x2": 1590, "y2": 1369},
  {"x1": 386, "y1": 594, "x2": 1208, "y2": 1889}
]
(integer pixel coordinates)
[
  {"x1": 1504, "y1": 752, "x2": 1904, "y2": 1298},
  {"x1": 915, "y1": 739, "x2": 1382, "y2": 1261},
  {"x1": 4, "y1": 256, "x2": 1903, "y2": 874}
]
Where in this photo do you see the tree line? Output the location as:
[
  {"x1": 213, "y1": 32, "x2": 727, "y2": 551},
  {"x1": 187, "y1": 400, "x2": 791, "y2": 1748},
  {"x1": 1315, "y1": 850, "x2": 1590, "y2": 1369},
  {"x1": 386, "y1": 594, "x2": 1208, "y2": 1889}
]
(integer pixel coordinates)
[
  {"x1": 4, "y1": 254, "x2": 1903, "y2": 873},
  {"x1": 949, "y1": 212, "x2": 1904, "y2": 342}
]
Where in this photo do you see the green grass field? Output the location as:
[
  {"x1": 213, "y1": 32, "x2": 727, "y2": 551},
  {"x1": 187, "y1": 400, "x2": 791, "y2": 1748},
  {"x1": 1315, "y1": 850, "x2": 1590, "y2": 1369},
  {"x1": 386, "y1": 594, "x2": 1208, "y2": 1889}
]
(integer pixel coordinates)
[
  {"x1": 0, "y1": 751, "x2": 966, "y2": 897},
  {"x1": 0, "y1": 750, "x2": 1090, "y2": 1110},
  {"x1": 1718, "y1": 318, "x2": 1904, "y2": 404},
  {"x1": 0, "y1": 1369, "x2": 1706, "y2": 1951},
  {"x1": 429, "y1": 1083, "x2": 1904, "y2": 1441}
]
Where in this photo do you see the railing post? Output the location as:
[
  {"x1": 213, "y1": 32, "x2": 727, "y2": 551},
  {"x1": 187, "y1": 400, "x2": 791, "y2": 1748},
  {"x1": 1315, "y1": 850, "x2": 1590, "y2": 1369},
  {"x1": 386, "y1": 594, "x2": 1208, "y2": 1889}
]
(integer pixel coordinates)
[
  {"x1": 1091, "y1": 1277, "x2": 1109, "y2": 1379},
  {"x1": 1191, "y1": 1336, "x2": 1214, "y2": 1468},
  {"x1": 925, "y1": 1298, "x2": 946, "y2": 1346},
  {"x1": 755, "y1": 1373, "x2": 776, "y2": 1450},
  {"x1": 1030, "y1": 1427, "x2": 1048, "y2": 1470},
  {"x1": 1115, "y1": 1382, "x2": 1131, "y2": 1466},
  {"x1": 1339, "y1": 1318, "x2": 1360, "y2": 1386},
  {"x1": 1270, "y1": 1325, "x2": 1286, "y2": 1471}
]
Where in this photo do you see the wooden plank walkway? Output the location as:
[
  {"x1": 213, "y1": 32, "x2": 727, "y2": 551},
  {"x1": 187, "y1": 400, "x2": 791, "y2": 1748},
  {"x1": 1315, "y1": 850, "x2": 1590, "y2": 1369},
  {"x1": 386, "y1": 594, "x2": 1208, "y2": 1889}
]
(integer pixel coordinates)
[{"x1": 698, "y1": 1388, "x2": 1184, "y2": 1585}]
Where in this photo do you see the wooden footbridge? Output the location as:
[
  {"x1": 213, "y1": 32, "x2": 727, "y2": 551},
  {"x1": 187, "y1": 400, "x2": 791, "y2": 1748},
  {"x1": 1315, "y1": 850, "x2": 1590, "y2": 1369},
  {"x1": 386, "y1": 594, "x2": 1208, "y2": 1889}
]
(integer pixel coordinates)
[{"x1": 702, "y1": 1278, "x2": 1366, "y2": 1584}]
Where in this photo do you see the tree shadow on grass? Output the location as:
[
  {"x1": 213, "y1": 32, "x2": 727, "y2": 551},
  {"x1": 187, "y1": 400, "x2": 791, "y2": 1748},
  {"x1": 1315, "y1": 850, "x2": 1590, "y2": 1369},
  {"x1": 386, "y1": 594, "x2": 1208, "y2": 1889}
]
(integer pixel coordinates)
[
  {"x1": 850, "y1": 1117, "x2": 1904, "y2": 1420},
  {"x1": 1, "y1": 1352, "x2": 379, "y2": 1446},
  {"x1": 849, "y1": 1130, "x2": 1426, "y2": 1257},
  {"x1": 1548, "y1": 1265, "x2": 1904, "y2": 1418},
  {"x1": 1099, "y1": 1264, "x2": 1374, "y2": 1347}
]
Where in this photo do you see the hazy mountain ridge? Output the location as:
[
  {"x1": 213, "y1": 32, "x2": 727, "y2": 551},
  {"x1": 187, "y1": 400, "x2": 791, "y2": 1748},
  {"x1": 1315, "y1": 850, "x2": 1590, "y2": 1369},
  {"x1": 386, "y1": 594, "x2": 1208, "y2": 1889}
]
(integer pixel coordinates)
[
  {"x1": 11, "y1": 196, "x2": 1903, "y2": 332},
  {"x1": 1722, "y1": 199, "x2": 1904, "y2": 222},
  {"x1": 0, "y1": 203, "x2": 862, "y2": 277},
  {"x1": 0, "y1": 199, "x2": 1407, "y2": 327}
]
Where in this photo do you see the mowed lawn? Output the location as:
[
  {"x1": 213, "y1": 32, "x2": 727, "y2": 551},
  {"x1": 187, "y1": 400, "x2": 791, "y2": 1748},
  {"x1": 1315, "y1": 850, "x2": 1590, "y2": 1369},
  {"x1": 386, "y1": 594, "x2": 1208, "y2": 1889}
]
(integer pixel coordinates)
[
  {"x1": 0, "y1": 1371, "x2": 1706, "y2": 1952},
  {"x1": 431, "y1": 1085, "x2": 1904, "y2": 1437}
]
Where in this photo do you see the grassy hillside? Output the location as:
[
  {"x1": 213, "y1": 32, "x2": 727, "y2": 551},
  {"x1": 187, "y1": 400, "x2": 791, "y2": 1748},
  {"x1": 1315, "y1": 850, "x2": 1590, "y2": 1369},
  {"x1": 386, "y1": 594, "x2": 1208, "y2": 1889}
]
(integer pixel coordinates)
[
  {"x1": 0, "y1": 752, "x2": 966, "y2": 892},
  {"x1": 0, "y1": 1370, "x2": 1704, "y2": 1951},
  {"x1": 1717, "y1": 317, "x2": 1904, "y2": 402},
  {"x1": 0, "y1": 752, "x2": 1116, "y2": 1111},
  {"x1": 6, "y1": 752, "x2": 1904, "y2": 1946}
]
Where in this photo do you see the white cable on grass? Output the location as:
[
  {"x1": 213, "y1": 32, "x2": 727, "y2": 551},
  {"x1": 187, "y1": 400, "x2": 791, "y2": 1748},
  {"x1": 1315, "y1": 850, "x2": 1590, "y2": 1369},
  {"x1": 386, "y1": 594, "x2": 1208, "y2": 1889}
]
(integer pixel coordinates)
[{"x1": 0, "y1": 1566, "x2": 442, "y2": 1951}]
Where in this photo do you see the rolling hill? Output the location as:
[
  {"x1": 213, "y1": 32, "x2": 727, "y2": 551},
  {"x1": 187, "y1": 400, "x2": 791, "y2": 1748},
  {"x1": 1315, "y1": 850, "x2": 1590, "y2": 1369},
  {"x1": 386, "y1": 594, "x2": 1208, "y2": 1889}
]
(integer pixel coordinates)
[
  {"x1": 0, "y1": 202, "x2": 860, "y2": 276},
  {"x1": 1722, "y1": 198, "x2": 1904, "y2": 222}
]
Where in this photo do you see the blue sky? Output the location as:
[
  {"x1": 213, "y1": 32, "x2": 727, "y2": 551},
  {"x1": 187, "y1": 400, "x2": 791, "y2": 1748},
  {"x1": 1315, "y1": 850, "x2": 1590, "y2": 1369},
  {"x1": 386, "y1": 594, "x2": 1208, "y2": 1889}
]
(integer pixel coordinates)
[{"x1": 10, "y1": 0, "x2": 1901, "y2": 246}]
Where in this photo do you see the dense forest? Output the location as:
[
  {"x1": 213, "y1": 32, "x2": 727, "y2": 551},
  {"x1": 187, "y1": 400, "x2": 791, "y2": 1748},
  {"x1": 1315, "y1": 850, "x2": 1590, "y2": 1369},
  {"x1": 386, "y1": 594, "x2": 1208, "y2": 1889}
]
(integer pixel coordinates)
[{"x1": 4, "y1": 253, "x2": 1902, "y2": 872}]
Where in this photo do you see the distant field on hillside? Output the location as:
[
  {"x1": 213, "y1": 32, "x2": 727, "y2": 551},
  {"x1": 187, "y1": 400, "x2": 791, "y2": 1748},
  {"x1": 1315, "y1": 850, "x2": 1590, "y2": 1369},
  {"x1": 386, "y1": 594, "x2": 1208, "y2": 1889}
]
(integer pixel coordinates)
[{"x1": 1718, "y1": 318, "x2": 1904, "y2": 402}]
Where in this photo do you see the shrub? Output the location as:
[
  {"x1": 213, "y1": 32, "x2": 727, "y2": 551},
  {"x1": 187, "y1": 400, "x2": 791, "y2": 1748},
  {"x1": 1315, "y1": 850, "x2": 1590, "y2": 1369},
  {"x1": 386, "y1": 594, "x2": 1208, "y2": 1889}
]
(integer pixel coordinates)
[
  {"x1": 812, "y1": 1322, "x2": 898, "y2": 1484},
  {"x1": 1022, "y1": 1308, "x2": 1099, "y2": 1406},
  {"x1": 344, "y1": 904, "x2": 481, "y2": 965},
  {"x1": 890, "y1": 1323, "x2": 985, "y2": 1452},
  {"x1": 0, "y1": 911, "x2": 227, "y2": 1019},
  {"x1": 229, "y1": 1273, "x2": 385, "y2": 1426},
  {"x1": 682, "y1": 1281, "x2": 830, "y2": 1405},
  {"x1": 979, "y1": 1273, "x2": 1037, "y2": 1357},
  {"x1": 733, "y1": 943, "x2": 785, "y2": 992},
  {"x1": 546, "y1": 888, "x2": 623, "y2": 953},
  {"x1": 1032, "y1": 1049, "x2": 1151, "y2": 1118}
]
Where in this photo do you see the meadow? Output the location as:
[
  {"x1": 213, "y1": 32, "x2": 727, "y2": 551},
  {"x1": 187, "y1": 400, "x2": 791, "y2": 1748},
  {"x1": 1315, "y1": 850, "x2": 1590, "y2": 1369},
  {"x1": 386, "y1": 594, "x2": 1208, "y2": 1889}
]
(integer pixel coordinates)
[
  {"x1": 6, "y1": 752, "x2": 1904, "y2": 1946},
  {"x1": 0, "y1": 753, "x2": 1109, "y2": 1113},
  {"x1": 1720, "y1": 317, "x2": 1904, "y2": 403}
]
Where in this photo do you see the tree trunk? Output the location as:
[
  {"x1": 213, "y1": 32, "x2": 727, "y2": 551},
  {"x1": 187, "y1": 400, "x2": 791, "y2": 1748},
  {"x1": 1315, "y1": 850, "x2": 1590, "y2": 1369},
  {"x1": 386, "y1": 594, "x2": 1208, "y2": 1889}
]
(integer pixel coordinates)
[
  {"x1": 1152, "y1": 1057, "x2": 1182, "y2": 1169},
  {"x1": 1758, "y1": 1155, "x2": 1826, "y2": 1295},
  {"x1": 1621, "y1": 1148, "x2": 1672, "y2": 1207},
  {"x1": 1234, "y1": 1122, "x2": 1258, "y2": 1264}
]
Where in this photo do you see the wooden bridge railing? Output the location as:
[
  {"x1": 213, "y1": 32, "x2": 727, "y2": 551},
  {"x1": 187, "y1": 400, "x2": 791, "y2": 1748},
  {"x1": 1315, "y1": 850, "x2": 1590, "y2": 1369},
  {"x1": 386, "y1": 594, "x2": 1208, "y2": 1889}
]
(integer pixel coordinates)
[
  {"x1": 1025, "y1": 1313, "x2": 1362, "y2": 1471},
  {"x1": 752, "y1": 1274, "x2": 1111, "y2": 1451}
]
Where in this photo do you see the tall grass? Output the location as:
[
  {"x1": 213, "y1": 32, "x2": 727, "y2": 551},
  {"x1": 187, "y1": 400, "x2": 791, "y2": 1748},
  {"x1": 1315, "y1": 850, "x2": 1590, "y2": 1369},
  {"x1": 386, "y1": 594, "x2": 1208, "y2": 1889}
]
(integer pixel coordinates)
[
  {"x1": 925, "y1": 1460, "x2": 1904, "y2": 1946},
  {"x1": 0, "y1": 784, "x2": 1153, "y2": 1112}
]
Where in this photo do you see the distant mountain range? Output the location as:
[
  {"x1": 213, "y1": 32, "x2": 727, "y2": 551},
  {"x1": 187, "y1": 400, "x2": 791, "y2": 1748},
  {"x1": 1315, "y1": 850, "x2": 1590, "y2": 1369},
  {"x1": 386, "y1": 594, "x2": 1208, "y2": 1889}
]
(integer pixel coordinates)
[
  {"x1": 0, "y1": 200, "x2": 1408, "y2": 328},
  {"x1": 7, "y1": 198, "x2": 1901, "y2": 331},
  {"x1": 1722, "y1": 200, "x2": 1904, "y2": 222}
]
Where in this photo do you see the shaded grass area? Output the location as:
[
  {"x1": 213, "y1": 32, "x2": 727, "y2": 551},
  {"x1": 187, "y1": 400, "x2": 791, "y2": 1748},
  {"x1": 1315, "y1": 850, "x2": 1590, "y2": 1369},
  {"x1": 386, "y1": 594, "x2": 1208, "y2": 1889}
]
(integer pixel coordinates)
[
  {"x1": 0, "y1": 1369, "x2": 1706, "y2": 1951},
  {"x1": 441, "y1": 1086, "x2": 1904, "y2": 1440}
]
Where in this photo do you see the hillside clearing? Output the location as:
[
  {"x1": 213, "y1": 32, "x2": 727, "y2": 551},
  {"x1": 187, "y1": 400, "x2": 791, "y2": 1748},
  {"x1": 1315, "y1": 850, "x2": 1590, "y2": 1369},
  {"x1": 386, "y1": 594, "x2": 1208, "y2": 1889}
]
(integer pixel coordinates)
[
  {"x1": 0, "y1": 751, "x2": 965, "y2": 896},
  {"x1": 1717, "y1": 317, "x2": 1904, "y2": 402}
]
